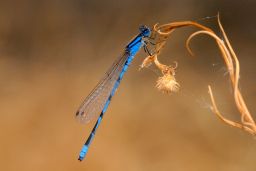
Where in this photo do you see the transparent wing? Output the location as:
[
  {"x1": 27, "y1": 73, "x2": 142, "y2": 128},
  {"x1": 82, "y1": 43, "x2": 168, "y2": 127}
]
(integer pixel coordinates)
[{"x1": 75, "y1": 51, "x2": 129, "y2": 124}]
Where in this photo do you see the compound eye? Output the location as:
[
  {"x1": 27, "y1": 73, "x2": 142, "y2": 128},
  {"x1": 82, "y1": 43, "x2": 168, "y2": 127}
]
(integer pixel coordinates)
[
  {"x1": 139, "y1": 25, "x2": 146, "y2": 32},
  {"x1": 139, "y1": 25, "x2": 150, "y2": 37}
]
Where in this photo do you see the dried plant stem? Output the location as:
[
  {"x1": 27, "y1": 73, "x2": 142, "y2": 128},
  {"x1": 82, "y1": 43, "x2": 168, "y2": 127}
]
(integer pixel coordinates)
[
  {"x1": 217, "y1": 16, "x2": 255, "y2": 127},
  {"x1": 186, "y1": 16, "x2": 256, "y2": 134},
  {"x1": 208, "y1": 86, "x2": 256, "y2": 135},
  {"x1": 141, "y1": 15, "x2": 256, "y2": 135}
]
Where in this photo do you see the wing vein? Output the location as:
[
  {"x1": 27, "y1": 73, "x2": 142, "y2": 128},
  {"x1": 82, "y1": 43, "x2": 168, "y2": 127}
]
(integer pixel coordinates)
[{"x1": 76, "y1": 51, "x2": 129, "y2": 123}]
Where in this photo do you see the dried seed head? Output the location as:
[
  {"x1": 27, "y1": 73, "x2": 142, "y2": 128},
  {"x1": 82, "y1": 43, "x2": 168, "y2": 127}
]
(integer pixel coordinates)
[{"x1": 156, "y1": 73, "x2": 180, "y2": 93}]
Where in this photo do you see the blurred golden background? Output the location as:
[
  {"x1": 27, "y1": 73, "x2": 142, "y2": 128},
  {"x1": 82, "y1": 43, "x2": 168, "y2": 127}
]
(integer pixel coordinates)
[{"x1": 1, "y1": 0, "x2": 256, "y2": 170}]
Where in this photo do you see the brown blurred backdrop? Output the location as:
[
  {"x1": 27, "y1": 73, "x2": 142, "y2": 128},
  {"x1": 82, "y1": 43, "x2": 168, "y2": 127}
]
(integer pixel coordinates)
[{"x1": 0, "y1": 0, "x2": 256, "y2": 171}]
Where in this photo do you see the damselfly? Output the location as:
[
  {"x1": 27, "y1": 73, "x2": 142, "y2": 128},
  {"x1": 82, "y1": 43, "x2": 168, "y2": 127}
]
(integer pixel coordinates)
[{"x1": 76, "y1": 26, "x2": 151, "y2": 161}]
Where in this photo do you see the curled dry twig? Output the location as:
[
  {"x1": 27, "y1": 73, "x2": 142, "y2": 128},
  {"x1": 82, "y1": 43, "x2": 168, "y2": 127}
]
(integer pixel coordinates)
[{"x1": 140, "y1": 14, "x2": 256, "y2": 135}]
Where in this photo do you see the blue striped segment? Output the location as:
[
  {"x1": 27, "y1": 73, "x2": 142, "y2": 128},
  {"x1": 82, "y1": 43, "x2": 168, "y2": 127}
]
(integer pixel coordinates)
[{"x1": 76, "y1": 26, "x2": 151, "y2": 161}]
